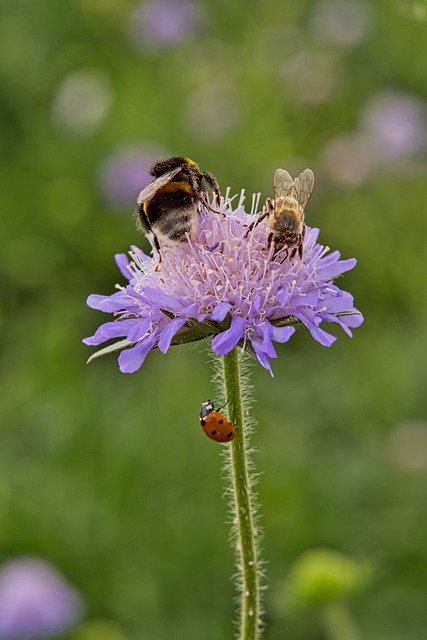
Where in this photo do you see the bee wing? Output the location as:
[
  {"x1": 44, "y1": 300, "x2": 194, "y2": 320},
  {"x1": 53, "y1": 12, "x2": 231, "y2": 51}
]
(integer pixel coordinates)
[
  {"x1": 273, "y1": 168, "x2": 295, "y2": 200},
  {"x1": 136, "y1": 166, "x2": 182, "y2": 205},
  {"x1": 293, "y1": 168, "x2": 315, "y2": 209}
]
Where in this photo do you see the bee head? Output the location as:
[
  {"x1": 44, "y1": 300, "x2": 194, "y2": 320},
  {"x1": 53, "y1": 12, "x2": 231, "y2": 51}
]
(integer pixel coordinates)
[{"x1": 149, "y1": 156, "x2": 199, "y2": 179}]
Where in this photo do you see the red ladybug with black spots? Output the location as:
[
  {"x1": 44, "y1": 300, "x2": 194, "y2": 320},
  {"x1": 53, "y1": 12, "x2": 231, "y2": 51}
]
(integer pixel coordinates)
[{"x1": 199, "y1": 400, "x2": 236, "y2": 443}]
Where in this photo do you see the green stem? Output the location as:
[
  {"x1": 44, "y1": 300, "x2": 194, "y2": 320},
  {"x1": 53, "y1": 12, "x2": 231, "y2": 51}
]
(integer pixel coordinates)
[{"x1": 221, "y1": 347, "x2": 262, "y2": 640}]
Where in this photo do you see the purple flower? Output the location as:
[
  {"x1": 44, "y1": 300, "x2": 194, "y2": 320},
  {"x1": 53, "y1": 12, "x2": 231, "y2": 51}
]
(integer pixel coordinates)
[
  {"x1": 360, "y1": 90, "x2": 427, "y2": 160},
  {"x1": 126, "y1": 0, "x2": 205, "y2": 52},
  {"x1": 0, "y1": 558, "x2": 84, "y2": 639},
  {"x1": 84, "y1": 191, "x2": 363, "y2": 375},
  {"x1": 97, "y1": 143, "x2": 167, "y2": 209}
]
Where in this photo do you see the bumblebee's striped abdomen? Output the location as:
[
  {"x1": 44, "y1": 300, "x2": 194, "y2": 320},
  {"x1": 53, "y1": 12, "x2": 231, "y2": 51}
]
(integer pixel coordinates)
[{"x1": 144, "y1": 182, "x2": 196, "y2": 243}]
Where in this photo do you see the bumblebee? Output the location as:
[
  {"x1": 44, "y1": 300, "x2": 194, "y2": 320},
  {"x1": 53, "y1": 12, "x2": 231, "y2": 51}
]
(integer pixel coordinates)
[
  {"x1": 136, "y1": 156, "x2": 221, "y2": 255},
  {"x1": 246, "y1": 168, "x2": 315, "y2": 260}
]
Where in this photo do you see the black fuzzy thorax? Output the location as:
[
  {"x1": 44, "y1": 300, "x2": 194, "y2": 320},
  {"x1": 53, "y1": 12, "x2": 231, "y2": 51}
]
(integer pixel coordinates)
[{"x1": 149, "y1": 156, "x2": 199, "y2": 179}]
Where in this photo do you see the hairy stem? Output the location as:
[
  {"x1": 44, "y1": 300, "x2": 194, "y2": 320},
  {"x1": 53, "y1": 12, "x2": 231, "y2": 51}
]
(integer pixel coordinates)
[{"x1": 220, "y1": 347, "x2": 262, "y2": 639}]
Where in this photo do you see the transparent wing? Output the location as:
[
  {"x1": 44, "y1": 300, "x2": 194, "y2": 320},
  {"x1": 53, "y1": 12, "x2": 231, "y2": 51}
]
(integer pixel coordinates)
[
  {"x1": 293, "y1": 168, "x2": 315, "y2": 209},
  {"x1": 273, "y1": 168, "x2": 294, "y2": 200},
  {"x1": 136, "y1": 166, "x2": 182, "y2": 205}
]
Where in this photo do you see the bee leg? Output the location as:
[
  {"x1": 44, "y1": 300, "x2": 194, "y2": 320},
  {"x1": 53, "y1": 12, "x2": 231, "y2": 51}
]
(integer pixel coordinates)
[
  {"x1": 279, "y1": 248, "x2": 289, "y2": 264},
  {"x1": 202, "y1": 172, "x2": 221, "y2": 205},
  {"x1": 298, "y1": 225, "x2": 306, "y2": 259},
  {"x1": 202, "y1": 197, "x2": 226, "y2": 217},
  {"x1": 152, "y1": 234, "x2": 162, "y2": 270},
  {"x1": 180, "y1": 164, "x2": 201, "y2": 197},
  {"x1": 244, "y1": 207, "x2": 269, "y2": 238}
]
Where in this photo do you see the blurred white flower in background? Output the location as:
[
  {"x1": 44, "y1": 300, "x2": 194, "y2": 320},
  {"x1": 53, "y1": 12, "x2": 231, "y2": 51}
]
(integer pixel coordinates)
[
  {"x1": 183, "y1": 81, "x2": 239, "y2": 140},
  {"x1": 281, "y1": 50, "x2": 338, "y2": 105},
  {"x1": 310, "y1": 0, "x2": 372, "y2": 47},
  {"x1": 320, "y1": 132, "x2": 383, "y2": 187},
  {"x1": 52, "y1": 69, "x2": 113, "y2": 135}
]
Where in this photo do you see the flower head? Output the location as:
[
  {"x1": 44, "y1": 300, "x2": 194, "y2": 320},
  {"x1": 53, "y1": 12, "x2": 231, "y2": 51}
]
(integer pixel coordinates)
[
  {"x1": 84, "y1": 191, "x2": 363, "y2": 375},
  {"x1": 0, "y1": 558, "x2": 83, "y2": 639}
]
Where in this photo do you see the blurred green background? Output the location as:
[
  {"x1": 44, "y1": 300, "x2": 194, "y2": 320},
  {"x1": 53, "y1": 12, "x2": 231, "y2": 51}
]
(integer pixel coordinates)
[{"x1": 1, "y1": 0, "x2": 427, "y2": 638}]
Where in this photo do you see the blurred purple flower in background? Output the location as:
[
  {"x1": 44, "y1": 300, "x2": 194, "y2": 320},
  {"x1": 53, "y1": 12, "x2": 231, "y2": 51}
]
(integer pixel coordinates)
[
  {"x1": 0, "y1": 558, "x2": 83, "y2": 639},
  {"x1": 126, "y1": 0, "x2": 205, "y2": 52},
  {"x1": 84, "y1": 192, "x2": 362, "y2": 375},
  {"x1": 360, "y1": 90, "x2": 427, "y2": 160},
  {"x1": 97, "y1": 143, "x2": 167, "y2": 209},
  {"x1": 320, "y1": 90, "x2": 427, "y2": 186},
  {"x1": 310, "y1": 0, "x2": 372, "y2": 48}
]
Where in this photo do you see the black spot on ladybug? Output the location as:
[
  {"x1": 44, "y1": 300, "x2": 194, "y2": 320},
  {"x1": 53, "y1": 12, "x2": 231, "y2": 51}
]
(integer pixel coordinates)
[
  {"x1": 211, "y1": 430, "x2": 217, "y2": 435},
  {"x1": 218, "y1": 419, "x2": 224, "y2": 424},
  {"x1": 201, "y1": 419, "x2": 206, "y2": 426},
  {"x1": 227, "y1": 432, "x2": 233, "y2": 438}
]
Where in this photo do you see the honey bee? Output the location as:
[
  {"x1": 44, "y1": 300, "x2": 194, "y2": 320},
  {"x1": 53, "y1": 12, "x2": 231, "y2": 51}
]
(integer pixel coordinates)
[
  {"x1": 136, "y1": 156, "x2": 221, "y2": 257},
  {"x1": 247, "y1": 168, "x2": 315, "y2": 260}
]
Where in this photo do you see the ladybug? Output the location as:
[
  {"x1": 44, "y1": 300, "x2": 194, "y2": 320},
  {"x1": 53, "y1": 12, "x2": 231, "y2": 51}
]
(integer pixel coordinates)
[{"x1": 199, "y1": 400, "x2": 236, "y2": 443}]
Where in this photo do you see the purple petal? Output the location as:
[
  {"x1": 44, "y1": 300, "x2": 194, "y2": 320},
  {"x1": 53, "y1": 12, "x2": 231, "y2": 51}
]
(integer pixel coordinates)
[
  {"x1": 255, "y1": 320, "x2": 277, "y2": 358},
  {"x1": 323, "y1": 311, "x2": 364, "y2": 337},
  {"x1": 250, "y1": 338, "x2": 274, "y2": 376},
  {"x1": 304, "y1": 226, "x2": 320, "y2": 245},
  {"x1": 211, "y1": 301, "x2": 233, "y2": 322},
  {"x1": 114, "y1": 253, "x2": 131, "y2": 280},
  {"x1": 83, "y1": 319, "x2": 139, "y2": 346},
  {"x1": 319, "y1": 294, "x2": 354, "y2": 313},
  {"x1": 276, "y1": 289, "x2": 290, "y2": 306},
  {"x1": 86, "y1": 291, "x2": 133, "y2": 313},
  {"x1": 291, "y1": 293, "x2": 320, "y2": 308},
  {"x1": 140, "y1": 288, "x2": 183, "y2": 313},
  {"x1": 293, "y1": 311, "x2": 337, "y2": 347},
  {"x1": 181, "y1": 302, "x2": 200, "y2": 317},
  {"x1": 271, "y1": 325, "x2": 296, "y2": 343},
  {"x1": 157, "y1": 317, "x2": 188, "y2": 353},
  {"x1": 118, "y1": 334, "x2": 157, "y2": 373},
  {"x1": 211, "y1": 315, "x2": 246, "y2": 355},
  {"x1": 127, "y1": 317, "x2": 153, "y2": 342},
  {"x1": 310, "y1": 325, "x2": 337, "y2": 346},
  {"x1": 249, "y1": 294, "x2": 262, "y2": 316},
  {"x1": 130, "y1": 245, "x2": 150, "y2": 261},
  {"x1": 341, "y1": 312, "x2": 364, "y2": 328},
  {"x1": 317, "y1": 257, "x2": 357, "y2": 280}
]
